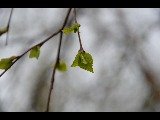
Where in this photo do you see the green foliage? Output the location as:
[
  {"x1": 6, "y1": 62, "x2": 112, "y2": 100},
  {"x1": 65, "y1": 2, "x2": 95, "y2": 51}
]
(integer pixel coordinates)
[
  {"x1": 0, "y1": 27, "x2": 8, "y2": 36},
  {"x1": 71, "y1": 51, "x2": 94, "y2": 73},
  {"x1": 62, "y1": 23, "x2": 81, "y2": 35},
  {"x1": 0, "y1": 56, "x2": 17, "y2": 70},
  {"x1": 29, "y1": 46, "x2": 41, "y2": 59},
  {"x1": 56, "y1": 61, "x2": 67, "y2": 72}
]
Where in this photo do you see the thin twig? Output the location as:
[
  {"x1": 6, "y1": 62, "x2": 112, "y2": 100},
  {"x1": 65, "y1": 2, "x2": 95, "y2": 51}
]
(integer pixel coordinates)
[
  {"x1": 0, "y1": 8, "x2": 72, "y2": 78},
  {"x1": 0, "y1": 29, "x2": 61, "y2": 77},
  {"x1": 45, "y1": 8, "x2": 72, "y2": 112},
  {"x1": 45, "y1": 32, "x2": 63, "y2": 112},
  {"x1": 0, "y1": 8, "x2": 72, "y2": 112},
  {"x1": 6, "y1": 8, "x2": 14, "y2": 45},
  {"x1": 0, "y1": 8, "x2": 13, "y2": 37},
  {"x1": 74, "y1": 8, "x2": 84, "y2": 51}
]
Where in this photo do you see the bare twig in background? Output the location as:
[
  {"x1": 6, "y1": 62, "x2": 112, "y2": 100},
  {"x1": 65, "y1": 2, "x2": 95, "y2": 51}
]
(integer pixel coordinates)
[
  {"x1": 5, "y1": 8, "x2": 14, "y2": 45},
  {"x1": 116, "y1": 9, "x2": 160, "y2": 111},
  {"x1": 139, "y1": 53, "x2": 160, "y2": 111},
  {"x1": 0, "y1": 8, "x2": 14, "y2": 44}
]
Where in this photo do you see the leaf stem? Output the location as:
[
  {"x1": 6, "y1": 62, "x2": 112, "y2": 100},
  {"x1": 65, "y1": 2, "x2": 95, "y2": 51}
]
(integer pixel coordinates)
[{"x1": 74, "y1": 8, "x2": 84, "y2": 51}]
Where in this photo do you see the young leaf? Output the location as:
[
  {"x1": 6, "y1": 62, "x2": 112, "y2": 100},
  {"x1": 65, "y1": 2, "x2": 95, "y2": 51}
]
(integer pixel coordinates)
[
  {"x1": 62, "y1": 27, "x2": 73, "y2": 35},
  {"x1": 71, "y1": 51, "x2": 94, "y2": 73},
  {"x1": 0, "y1": 27, "x2": 8, "y2": 36},
  {"x1": 29, "y1": 46, "x2": 41, "y2": 59},
  {"x1": 56, "y1": 61, "x2": 67, "y2": 72},
  {"x1": 72, "y1": 23, "x2": 81, "y2": 33},
  {"x1": 62, "y1": 23, "x2": 81, "y2": 35},
  {"x1": 0, "y1": 56, "x2": 17, "y2": 70}
]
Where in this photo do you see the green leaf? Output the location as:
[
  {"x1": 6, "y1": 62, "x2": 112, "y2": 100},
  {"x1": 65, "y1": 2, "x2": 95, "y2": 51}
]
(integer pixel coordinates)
[
  {"x1": 56, "y1": 61, "x2": 67, "y2": 72},
  {"x1": 0, "y1": 27, "x2": 8, "y2": 36},
  {"x1": 29, "y1": 46, "x2": 41, "y2": 59},
  {"x1": 62, "y1": 28, "x2": 73, "y2": 35},
  {"x1": 71, "y1": 51, "x2": 94, "y2": 73},
  {"x1": 72, "y1": 23, "x2": 81, "y2": 33},
  {"x1": 62, "y1": 23, "x2": 81, "y2": 35},
  {"x1": 0, "y1": 56, "x2": 17, "y2": 70}
]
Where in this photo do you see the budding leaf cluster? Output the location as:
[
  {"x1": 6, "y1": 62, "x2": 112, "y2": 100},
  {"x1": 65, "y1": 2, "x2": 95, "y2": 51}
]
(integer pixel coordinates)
[
  {"x1": 0, "y1": 22, "x2": 94, "y2": 75},
  {"x1": 62, "y1": 23, "x2": 81, "y2": 35}
]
